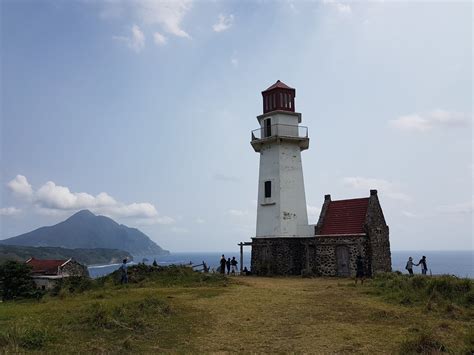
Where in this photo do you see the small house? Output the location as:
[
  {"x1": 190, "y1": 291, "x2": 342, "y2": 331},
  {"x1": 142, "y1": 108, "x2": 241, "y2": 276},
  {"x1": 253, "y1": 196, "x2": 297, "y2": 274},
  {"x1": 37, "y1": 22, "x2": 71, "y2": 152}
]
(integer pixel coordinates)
[{"x1": 25, "y1": 257, "x2": 89, "y2": 290}]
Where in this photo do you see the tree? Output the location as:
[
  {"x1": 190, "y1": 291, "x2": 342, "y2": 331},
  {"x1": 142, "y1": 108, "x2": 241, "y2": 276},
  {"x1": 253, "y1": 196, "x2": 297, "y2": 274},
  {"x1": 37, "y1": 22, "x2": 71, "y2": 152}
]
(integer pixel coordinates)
[
  {"x1": 152, "y1": 259, "x2": 158, "y2": 267},
  {"x1": 0, "y1": 260, "x2": 38, "y2": 300}
]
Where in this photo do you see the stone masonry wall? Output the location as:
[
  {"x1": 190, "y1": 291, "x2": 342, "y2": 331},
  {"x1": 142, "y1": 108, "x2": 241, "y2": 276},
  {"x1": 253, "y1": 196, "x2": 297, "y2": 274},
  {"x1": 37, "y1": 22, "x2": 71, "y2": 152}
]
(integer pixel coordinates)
[
  {"x1": 315, "y1": 236, "x2": 369, "y2": 276},
  {"x1": 251, "y1": 236, "x2": 371, "y2": 276},
  {"x1": 251, "y1": 238, "x2": 308, "y2": 275},
  {"x1": 61, "y1": 260, "x2": 90, "y2": 277},
  {"x1": 366, "y1": 191, "x2": 392, "y2": 274}
]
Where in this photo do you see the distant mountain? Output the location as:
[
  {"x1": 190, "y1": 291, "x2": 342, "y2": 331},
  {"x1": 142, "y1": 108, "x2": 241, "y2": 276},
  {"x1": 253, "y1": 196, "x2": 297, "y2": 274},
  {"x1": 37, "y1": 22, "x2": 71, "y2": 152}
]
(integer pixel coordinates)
[
  {"x1": 0, "y1": 245, "x2": 133, "y2": 266},
  {"x1": 0, "y1": 210, "x2": 170, "y2": 257}
]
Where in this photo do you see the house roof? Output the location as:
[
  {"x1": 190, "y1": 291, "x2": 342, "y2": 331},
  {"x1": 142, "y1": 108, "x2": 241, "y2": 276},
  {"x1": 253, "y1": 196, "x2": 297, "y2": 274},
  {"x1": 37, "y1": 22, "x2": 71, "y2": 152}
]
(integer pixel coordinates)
[
  {"x1": 25, "y1": 257, "x2": 70, "y2": 275},
  {"x1": 318, "y1": 198, "x2": 369, "y2": 235},
  {"x1": 262, "y1": 80, "x2": 294, "y2": 92}
]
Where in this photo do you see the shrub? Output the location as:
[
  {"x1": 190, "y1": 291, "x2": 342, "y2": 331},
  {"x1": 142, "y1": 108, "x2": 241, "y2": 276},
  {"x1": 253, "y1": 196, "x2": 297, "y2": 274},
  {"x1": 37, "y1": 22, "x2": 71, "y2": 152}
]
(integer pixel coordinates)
[
  {"x1": 105, "y1": 264, "x2": 227, "y2": 287},
  {"x1": 51, "y1": 276, "x2": 94, "y2": 296},
  {"x1": 371, "y1": 273, "x2": 473, "y2": 311},
  {"x1": 0, "y1": 261, "x2": 41, "y2": 301}
]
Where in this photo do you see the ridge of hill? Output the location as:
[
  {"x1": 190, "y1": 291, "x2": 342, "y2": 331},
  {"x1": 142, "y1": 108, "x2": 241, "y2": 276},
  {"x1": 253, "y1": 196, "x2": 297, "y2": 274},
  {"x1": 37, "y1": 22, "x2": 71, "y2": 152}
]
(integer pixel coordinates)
[
  {"x1": 0, "y1": 245, "x2": 133, "y2": 266},
  {"x1": 0, "y1": 210, "x2": 169, "y2": 257}
]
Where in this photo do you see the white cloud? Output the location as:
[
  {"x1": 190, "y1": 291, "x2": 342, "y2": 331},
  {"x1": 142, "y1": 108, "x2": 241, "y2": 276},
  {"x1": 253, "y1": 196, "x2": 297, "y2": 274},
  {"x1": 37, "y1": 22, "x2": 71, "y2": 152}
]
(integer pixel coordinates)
[
  {"x1": 227, "y1": 209, "x2": 248, "y2": 217},
  {"x1": 113, "y1": 24, "x2": 145, "y2": 52},
  {"x1": 342, "y1": 176, "x2": 412, "y2": 202},
  {"x1": 195, "y1": 217, "x2": 205, "y2": 224},
  {"x1": 213, "y1": 14, "x2": 234, "y2": 32},
  {"x1": 6, "y1": 175, "x2": 174, "y2": 224},
  {"x1": 134, "y1": 0, "x2": 192, "y2": 38},
  {"x1": 7, "y1": 175, "x2": 33, "y2": 199},
  {"x1": 0, "y1": 207, "x2": 21, "y2": 216},
  {"x1": 389, "y1": 109, "x2": 471, "y2": 132},
  {"x1": 153, "y1": 32, "x2": 167, "y2": 45},
  {"x1": 323, "y1": 0, "x2": 352, "y2": 14},
  {"x1": 307, "y1": 205, "x2": 321, "y2": 223},
  {"x1": 401, "y1": 210, "x2": 417, "y2": 218},
  {"x1": 437, "y1": 201, "x2": 473, "y2": 215}
]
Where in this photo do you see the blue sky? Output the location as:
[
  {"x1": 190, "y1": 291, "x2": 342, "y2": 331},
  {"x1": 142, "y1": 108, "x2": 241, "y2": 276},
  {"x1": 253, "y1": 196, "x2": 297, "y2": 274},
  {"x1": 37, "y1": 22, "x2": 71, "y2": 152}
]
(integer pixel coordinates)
[{"x1": 1, "y1": 0, "x2": 472, "y2": 252}]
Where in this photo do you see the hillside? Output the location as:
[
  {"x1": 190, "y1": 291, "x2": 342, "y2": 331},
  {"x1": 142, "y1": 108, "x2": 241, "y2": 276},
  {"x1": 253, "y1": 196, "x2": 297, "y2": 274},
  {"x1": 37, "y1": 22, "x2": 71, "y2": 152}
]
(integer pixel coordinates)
[
  {"x1": 0, "y1": 210, "x2": 169, "y2": 257},
  {"x1": 0, "y1": 245, "x2": 133, "y2": 266},
  {"x1": 0, "y1": 270, "x2": 471, "y2": 353}
]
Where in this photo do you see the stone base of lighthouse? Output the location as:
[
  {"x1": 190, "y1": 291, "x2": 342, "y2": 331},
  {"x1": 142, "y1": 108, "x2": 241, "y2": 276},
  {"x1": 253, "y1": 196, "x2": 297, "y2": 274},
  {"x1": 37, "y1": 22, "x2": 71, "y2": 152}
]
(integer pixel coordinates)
[
  {"x1": 250, "y1": 237, "x2": 316, "y2": 276},
  {"x1": 250, "y1": 236, "x2": 377, "y2": 277}
]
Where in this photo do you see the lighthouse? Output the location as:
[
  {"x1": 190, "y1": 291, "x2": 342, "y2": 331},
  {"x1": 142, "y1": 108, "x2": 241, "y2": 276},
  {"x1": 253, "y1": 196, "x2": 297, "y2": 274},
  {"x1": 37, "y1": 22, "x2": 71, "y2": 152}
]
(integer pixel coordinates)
[
  {"x1": 251, "y1": 80, "x2": 312, "y2": 238},
  {"x1": 247, "y1": 81, "x2": 392, "y2": 276}
]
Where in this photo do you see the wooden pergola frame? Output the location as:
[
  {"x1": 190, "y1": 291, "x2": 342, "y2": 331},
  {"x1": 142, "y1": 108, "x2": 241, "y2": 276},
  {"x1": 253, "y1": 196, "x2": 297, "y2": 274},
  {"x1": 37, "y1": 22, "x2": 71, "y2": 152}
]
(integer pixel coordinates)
[{"x1": 237, "y1": 241, "x2": 252, "y2": 272}]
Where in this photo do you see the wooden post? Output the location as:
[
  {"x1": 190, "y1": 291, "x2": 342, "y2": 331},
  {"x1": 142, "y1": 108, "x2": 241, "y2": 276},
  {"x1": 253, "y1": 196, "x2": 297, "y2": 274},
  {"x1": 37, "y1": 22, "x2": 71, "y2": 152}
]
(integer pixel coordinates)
[{"x1": 239, "y1": 243, "x2": 244, "y2": 273}]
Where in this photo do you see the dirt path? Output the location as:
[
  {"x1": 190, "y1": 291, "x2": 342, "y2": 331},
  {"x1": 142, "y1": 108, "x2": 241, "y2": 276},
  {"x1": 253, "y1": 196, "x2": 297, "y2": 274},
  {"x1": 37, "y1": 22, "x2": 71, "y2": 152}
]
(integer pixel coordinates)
[{"x1": 187, "y1": 277, "x2": 458, "y2": 353}]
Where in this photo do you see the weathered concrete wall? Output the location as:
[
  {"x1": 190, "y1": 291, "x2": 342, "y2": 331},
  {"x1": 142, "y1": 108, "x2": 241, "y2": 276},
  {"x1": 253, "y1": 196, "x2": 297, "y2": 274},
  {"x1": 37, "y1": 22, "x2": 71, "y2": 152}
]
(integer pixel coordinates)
[{"x1": 255, "y1": 111, "x2": 310, "y2": 238}]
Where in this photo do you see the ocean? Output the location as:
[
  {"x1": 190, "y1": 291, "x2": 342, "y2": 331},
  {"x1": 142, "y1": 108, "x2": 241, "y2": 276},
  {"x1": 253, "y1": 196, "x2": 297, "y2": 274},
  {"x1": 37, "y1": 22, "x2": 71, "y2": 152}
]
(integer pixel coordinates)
[{"x1": 88, "y1": 250, "x2": 473, "y2": 279}]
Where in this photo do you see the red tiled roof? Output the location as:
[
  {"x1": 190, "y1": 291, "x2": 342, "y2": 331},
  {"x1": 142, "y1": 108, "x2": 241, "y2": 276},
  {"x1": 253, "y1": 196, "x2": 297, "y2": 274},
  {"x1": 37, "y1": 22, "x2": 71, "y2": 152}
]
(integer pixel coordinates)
[
  {"x1": 26, "y1": 258, "x2": 68, "y2": 275},
  {"x1": 262, "y1": 80, "x2": 294, "y2": 92},
  {"x1": 319, "y1": 198, "x2": 369, "y2": 235}
]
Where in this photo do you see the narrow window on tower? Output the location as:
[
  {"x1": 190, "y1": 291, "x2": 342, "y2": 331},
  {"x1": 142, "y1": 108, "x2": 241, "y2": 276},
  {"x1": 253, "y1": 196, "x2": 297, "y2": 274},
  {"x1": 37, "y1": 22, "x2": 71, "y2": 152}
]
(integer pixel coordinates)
[
  {"x1": 264, "y1": 181, "x2": 272, "y2": 198},
  {"x1": 264, "y1": 118, "x2": 272, "y2": 137}
]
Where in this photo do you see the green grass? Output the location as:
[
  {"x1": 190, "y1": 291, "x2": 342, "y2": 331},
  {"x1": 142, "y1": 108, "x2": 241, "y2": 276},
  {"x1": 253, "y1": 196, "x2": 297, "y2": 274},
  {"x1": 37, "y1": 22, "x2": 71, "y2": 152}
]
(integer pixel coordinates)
[
  {"x1": 0, "y1": 269, "x2": 472, "y2": 353},
  {"x1": 368, "y1": 273, "x2": 473, "y2": 314}
]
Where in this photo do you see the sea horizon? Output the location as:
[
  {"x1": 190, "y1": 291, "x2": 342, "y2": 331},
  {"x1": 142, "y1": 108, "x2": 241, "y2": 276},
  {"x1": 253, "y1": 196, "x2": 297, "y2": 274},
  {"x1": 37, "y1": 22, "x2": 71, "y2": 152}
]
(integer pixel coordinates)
[{"x1": 89, "y1": 250, "x2": 473, "y2": 279}]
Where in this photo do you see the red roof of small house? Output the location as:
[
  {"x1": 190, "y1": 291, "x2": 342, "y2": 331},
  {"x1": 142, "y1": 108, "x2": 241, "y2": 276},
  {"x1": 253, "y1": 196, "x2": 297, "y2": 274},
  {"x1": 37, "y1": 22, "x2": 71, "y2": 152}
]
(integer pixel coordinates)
[
  {"x1": 262, "y1": 80, "x2": 294, "y2": 92},
  {"x1": 25, "y1": 257, "x2": 70, "y2": 275},
  {"x1": 319, "y1": 198, "x2": 369, "y2": 235}
]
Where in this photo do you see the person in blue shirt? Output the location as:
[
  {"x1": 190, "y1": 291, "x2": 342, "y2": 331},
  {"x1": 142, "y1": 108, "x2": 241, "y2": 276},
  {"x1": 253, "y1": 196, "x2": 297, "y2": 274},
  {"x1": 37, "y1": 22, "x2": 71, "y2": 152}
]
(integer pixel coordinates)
[{"x1": 120, "y1": 259, "x2": 128, "y2": 284}]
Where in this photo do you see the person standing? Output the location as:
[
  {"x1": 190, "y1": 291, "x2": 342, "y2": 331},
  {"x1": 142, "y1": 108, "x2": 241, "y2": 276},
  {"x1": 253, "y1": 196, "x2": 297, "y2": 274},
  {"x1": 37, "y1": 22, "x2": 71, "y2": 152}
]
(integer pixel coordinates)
[
  {"x1": 226, "y1": 258, "x2": 231, "y2": 275},
  {"x1": 219, "y1": 255, "x2": 226, "y2": 274},
  {"x1": 120, "y1": 259, "x2": 128, "y2": 284},
  {"x1": 416, "y1": 256, "x2": 428, "y2": 275},
  {"x1": 405, "y1": 257, "x2": 415, "y2": 276},
  {"x1": 230, "y1": 256, "x2": 238, "y2": 275},
  {"x1": 355, "y1": 255, "x2": 365, "y2": 285}
]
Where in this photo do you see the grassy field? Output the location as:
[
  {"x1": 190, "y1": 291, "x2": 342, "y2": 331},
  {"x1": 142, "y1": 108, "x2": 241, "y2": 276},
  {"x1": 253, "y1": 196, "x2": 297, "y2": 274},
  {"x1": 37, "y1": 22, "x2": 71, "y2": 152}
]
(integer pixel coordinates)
[{"x1": 0, "y1": 268, "x2": 472, "y2": 353}]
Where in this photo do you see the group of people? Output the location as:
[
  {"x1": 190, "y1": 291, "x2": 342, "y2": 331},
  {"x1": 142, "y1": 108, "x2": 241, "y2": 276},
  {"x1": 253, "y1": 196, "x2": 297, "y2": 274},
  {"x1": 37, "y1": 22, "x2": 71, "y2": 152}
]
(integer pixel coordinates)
[
  {"x1": 405, "y1": 255, "x2": 428, "y2": 275},
  {"x1": 219, "y1": 255, "x2": 239, "y2": 275}
]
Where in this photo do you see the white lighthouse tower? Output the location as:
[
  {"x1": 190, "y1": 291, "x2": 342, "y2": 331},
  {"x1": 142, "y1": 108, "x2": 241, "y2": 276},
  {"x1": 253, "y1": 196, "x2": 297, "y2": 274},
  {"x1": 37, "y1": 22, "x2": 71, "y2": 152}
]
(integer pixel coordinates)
[{"x1": 251, "y1": 80, "x2": 312, "y2": 238}]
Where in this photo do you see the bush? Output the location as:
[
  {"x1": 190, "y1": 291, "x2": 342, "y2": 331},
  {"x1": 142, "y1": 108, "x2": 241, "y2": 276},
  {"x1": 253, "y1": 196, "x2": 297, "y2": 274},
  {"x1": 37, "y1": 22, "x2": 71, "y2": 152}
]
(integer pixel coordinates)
[
  {"x1": 51, "y1": 276, "x2": 94, "y2": 296},
  {"x1": 104, "y1": 264, "x2": 227, "y2": 287},
  {"x1": 371, "y1": 273, "x2": 473, "y2": 312},
  {"x1": 0, "y1": 261, "x2": 41, "y2": 301}
]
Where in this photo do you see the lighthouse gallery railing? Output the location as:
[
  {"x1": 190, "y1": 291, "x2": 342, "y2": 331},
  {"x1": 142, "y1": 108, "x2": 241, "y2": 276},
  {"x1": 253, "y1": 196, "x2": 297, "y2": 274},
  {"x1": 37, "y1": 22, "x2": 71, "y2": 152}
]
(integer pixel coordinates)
[{"x1": 251, "y1": 124, "x2": 308, "y2": 141}]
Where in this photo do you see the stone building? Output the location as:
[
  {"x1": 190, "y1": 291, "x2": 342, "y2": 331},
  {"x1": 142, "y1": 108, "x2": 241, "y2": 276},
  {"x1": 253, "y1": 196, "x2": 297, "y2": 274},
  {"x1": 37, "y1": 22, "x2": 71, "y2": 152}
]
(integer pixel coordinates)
[
  {"x1": 249, "y1": 81, "x2": 391, "y2": 277},
  {"x1": 25, "y1": 257, "x2": 89, "y2": 289}
]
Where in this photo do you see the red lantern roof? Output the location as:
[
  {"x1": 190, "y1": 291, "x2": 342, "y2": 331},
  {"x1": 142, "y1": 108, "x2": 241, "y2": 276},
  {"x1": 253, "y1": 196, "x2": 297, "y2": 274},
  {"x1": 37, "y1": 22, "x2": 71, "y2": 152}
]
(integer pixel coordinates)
[
  {"x1": 262, "y1": 80, "x2": 294, "y2": 92},
  {"x1": 261, "y1": 80, "x2": 296, "y2": 114}
]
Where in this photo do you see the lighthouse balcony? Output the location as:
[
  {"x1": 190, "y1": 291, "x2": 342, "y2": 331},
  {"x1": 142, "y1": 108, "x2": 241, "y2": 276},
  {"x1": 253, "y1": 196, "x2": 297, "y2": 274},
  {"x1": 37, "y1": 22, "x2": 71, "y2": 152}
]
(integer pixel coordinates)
[{"x1": 251, "y1": 124, "x2": 309, "y2": 152}]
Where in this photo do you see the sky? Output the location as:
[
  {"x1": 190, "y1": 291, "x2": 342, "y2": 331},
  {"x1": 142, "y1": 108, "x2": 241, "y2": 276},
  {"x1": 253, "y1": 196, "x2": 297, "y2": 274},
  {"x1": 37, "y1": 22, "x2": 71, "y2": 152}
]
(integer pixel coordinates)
[{"x1": 0, "y1": 0, "x2": 472, "y2": 252}]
